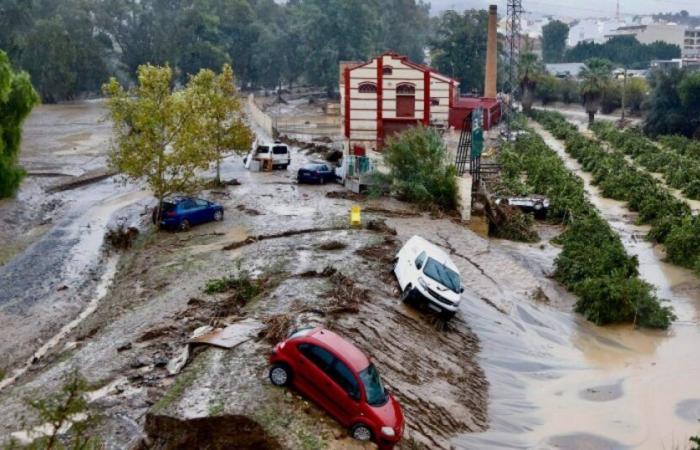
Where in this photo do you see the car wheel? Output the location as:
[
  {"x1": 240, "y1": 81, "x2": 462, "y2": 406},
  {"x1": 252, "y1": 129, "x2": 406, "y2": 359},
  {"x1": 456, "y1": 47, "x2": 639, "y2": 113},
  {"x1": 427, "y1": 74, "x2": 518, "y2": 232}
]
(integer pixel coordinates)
[
  {"x1": 534, "y1": 202, "x2": 543, "y2": 211},
  {"x1": 400, "y1": 285, "x2": 413, "y2": 303},
  {"x1": 269, "y1": 363, "x2": 291, "y2": 387},
  {"x1": 350, "y1": 424, "x2": 372, "y2": 442},
  {"x1": 283, "y1": 164, "x2": 289, "y2": 170},
  {"x1": 179, "y1": 219, "x2": 191, "y2": 232},
  {"x1": 214, "y1": 210, "x2": 224, "y2": 221}
]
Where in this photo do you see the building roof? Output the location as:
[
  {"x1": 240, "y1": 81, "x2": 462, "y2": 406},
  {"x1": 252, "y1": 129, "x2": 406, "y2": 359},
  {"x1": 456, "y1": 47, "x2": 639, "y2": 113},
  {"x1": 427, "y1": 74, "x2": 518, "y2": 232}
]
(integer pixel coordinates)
[
  {"x1": 546, "y1": 63, "x2": 586, "y2": 77},
  {"x1": 349, "y1": 52, "x2": 459, "y2": 86}
]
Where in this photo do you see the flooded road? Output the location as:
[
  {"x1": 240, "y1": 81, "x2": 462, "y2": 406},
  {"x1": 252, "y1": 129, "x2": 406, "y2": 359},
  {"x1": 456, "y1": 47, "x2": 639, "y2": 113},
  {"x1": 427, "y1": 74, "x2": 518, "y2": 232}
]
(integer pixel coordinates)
[
  {"x1": 455, "y1": 122, "x2": 700, "y2": 449},
  {"x1": 0, "y1": 101, "x2": 150, "y2": 377}
]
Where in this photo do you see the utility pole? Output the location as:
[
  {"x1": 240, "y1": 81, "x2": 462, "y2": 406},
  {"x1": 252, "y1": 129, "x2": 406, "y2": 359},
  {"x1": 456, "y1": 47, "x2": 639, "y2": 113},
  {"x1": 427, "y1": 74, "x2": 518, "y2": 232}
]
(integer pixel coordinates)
[
  {"x1": 506, "y1": 0, "x2": 523, "y2": 137},
  {"x1": 620, "y1": 68, "x2": 627, "y2": 125}
]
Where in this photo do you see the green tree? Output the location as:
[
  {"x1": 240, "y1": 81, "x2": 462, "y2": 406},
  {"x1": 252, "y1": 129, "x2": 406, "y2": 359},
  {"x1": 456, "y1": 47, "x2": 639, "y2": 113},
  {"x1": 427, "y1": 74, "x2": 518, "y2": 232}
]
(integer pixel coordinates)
[
  {"x1": 566, "y1": 35, "x2": 680, "y2": 69},
  {"x1": 535, "y1": 74, "x2": 560, "y2": 106},
  {"x1": 431, "y1": 9, "x2": 492, "y2": 94},
  {"x1": 103, "y1": 65, "x2": 214, "y2": 226},
  {"x1": 625, "y1": 77, "x2": 648, "y2": 113},
  {"x1": 518, "y1": 53, "x2": 544, "y2": 114},
  {"x1": 601, "y1": 80, "x2": 622, "y2": 114},
  {"x1": 185, "y1": 64, "x2": 253, "y2": 185},
  {"x1": 542, "y1": 20, "x2": 569, "y2": 63},
  {"x1": 678, "y1": 71, "x2": 700, "y2": 136},
  {"x1": 380, "y1": 126, "x2": 459, "y2": 211},
  {"x1": 7, "y1": 370, "x2": 101, "y2": 449},
  {"x1": 560, "y1": 77, "x2": 581, "y2": 104},
  {"x1": 644, "y1": 68, "x2": 694, "y2": 137},
  {"x1": 0, "y1": 50, "x2": 39, "y2": 198},
  {"x1": 579, "y1": 58, "x2": 612, "y2": 125}
]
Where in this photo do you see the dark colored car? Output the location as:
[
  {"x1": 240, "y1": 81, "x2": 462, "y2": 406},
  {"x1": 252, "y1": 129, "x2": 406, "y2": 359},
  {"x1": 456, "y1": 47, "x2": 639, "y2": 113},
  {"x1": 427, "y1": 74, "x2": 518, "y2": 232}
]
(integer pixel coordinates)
[
  {"x1": 152, "y1": 197, "x2": 224, "y2": 231},
  {"x1": 297, "y1": 163, "x2": 336, "y2": 184},
  {"x1": 269, "y1": 327, "x2": 404, "y2": 449}
]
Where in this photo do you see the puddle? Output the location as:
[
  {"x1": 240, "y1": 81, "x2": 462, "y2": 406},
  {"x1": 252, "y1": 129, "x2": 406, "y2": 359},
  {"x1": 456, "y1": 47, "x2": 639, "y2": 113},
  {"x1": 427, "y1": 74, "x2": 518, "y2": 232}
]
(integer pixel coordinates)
[{"x1": 453, "y1": 124, "x2": 700, "y2": 449}]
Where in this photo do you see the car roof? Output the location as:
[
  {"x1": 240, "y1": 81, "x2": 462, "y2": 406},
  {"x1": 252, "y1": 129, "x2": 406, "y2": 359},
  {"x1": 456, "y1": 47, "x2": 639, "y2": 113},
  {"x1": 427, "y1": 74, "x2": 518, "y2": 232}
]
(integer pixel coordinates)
[
  {"x1": 308, "y1": 328, "x2": 369, "y2": 372},
  {"x1": 405, "y1": 235, "x2": 459, "y2": 272}
]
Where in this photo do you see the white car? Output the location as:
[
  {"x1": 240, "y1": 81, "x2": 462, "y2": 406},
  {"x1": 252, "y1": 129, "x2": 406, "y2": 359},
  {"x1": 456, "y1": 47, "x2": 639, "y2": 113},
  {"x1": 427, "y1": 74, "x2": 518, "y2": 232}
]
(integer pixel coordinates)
[
  {"x1": 244, "y1": 141, "x2": 291, "y2": 170},
  {"x1": 393, "y1": 235, "x2": 464, "y2": 319}
]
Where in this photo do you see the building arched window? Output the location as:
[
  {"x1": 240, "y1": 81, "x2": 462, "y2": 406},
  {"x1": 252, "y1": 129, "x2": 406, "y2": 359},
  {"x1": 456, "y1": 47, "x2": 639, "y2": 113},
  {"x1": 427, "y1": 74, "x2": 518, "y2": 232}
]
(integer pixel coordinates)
[
  {"x1": 396, "y1": 83, "x2": 415, "y2": 95},
  {"x1": 358, "y1": 82, "x2": 377, "y2": 94},
  {"x1": 382, "y1": 66, "x2": 393, "y2": 75}
]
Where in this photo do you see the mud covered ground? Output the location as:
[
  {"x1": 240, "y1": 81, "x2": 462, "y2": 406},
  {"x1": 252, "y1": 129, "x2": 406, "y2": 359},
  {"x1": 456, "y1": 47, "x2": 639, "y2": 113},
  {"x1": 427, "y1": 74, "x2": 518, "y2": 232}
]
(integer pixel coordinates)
[{"x1": 0, "y1": 117, "x2": 507, "y2": 449}]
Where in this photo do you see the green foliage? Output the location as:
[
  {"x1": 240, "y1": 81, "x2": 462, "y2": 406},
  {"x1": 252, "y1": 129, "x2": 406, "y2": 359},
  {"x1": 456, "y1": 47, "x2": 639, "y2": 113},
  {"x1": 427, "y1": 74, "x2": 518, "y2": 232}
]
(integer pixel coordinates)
[
  {"x1": 565, "y1": 35, "x2": 680, "y2": 69},
  {"x1": 9, "y1": 369, "x2": 102, "y2": 449},
  {"x1": 501, "y1": 116, "x2": 672, "y2": 328},
  {"x1": 381, "y1": 126, "x2": 458, "y2": 211},
  {"x1": 0, "y1": 50, "x2": 39, "y2": 198},
  {"x1": 430, "y1": 9, "x2": 492, "y2": 94},
  {"x1": 537, "y1": 109, "x2": 700, "y2": 279},
  {"x1": 559, "y1": 77, "x2": 581, "y2": 104},
  {"x1": 535, "y1": 74, "x2": 561, "y2": 106},
  {"x1": 644, "y1": 68, "x2": 700, "y2": 137},
  {"x1": 104, "y1": 64, "x2": 242, "y2": 208},
  {"x1": 185, "y1": 64, "x2": 253, "y2": 184},
  {"x1": 625, "y1": 77, "x2": 649, "y2": 113},
  {"x1": 691, "y1": 435, "x2": 700, "y2": 450},
  {"x1": 5, "y1": 0, "x2": 432, "y2": 98},
  {"x1": 579, "y1": 58, "x2": 613, "y2": 124},
  {"x1": 542, "y1": 20, "x2": 569, "y2": 63},
  {"x1": 204, "y1": 272, "x2": 262, "y2": 301},
  {"x1": 518, "y1": 53, "x2": 545, "y2": 113},
  {"x1": 600, "y1": 80, "x2": 622, "y2": 114}
]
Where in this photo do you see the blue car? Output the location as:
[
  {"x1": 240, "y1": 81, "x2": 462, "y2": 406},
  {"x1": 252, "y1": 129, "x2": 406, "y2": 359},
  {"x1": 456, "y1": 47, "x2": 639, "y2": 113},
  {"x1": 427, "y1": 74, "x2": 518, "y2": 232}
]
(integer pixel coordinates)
[
  {"x1": 297, "y1": 163, "x2": 336, "y2": 184},
  {"x1": 153, "y1": 197, "x2": 224, "y2": 231}
]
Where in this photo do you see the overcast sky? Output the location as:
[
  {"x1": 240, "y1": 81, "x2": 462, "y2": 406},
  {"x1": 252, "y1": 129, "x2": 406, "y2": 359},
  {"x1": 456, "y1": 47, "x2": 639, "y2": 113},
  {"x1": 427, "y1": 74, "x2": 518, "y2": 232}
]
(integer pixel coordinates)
[{"x1": 428, "y1": 0, "x2": 700, "y2": 18}]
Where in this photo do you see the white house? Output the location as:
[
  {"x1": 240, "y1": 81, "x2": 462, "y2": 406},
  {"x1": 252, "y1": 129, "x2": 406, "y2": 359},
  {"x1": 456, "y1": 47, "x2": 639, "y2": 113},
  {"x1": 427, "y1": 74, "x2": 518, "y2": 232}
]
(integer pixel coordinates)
[{"x1": 340, "y1": 52, "x2": 459, "y2": 153}]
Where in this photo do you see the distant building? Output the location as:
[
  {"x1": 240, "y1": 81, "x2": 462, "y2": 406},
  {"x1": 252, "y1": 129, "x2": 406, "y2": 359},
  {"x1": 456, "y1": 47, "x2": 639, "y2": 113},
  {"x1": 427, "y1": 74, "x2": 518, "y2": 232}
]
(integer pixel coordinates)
[
  {"x1": 568, "y1": 18, "x2": 626, "y2": 47},
  {"x1": 650, "y1": 58, "x2": 700, "y2": 72},
  {"x1": 546, "y1": 63, "x2": 586, "y2": 78}
]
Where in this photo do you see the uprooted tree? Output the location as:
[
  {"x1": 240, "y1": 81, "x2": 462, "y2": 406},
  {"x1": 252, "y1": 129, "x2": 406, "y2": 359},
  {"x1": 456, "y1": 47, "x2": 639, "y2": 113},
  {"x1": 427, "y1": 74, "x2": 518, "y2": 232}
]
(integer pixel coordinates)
[
  {"x1": 0, "y1": 50, "x2": 39, "y2": 198},
  {"x1": 104, "y1": 64, "x2": 250, "y2": 223},
  {"x1": 379, "y1": 126, "x2": 459, "y2": 211},
  {"x1": 185, "y1": 64, "x2": 253, "y2": 185}
]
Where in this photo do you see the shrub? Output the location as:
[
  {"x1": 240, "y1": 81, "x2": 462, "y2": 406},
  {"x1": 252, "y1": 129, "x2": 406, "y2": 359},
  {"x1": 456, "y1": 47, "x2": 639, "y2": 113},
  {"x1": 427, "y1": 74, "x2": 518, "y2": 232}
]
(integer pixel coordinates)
[{"x1": 381, "y1": 126, "x2": 459, "y2": 211}]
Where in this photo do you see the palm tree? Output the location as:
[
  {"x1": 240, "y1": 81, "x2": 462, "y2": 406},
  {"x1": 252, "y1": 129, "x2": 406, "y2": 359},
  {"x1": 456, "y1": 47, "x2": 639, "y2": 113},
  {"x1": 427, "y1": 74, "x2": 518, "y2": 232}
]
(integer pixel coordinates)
[
  {"x1": 580, "y1": 58, "x2": 613, "y2": 126},
  {"x1": 518, "y1": 53, "x2": 544, "y2": 115}
]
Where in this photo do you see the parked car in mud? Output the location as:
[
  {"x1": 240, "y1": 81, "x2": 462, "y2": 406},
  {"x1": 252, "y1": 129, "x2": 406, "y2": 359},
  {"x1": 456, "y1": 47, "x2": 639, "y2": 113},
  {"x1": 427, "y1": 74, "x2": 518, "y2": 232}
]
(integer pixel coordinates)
[
  {"x1": 269, "y1": 327, "x2": 404, "y2": 449},
  {"x1": 244, "y1": 141, "x2": 291, "y2": 170},
  {"x1": 393, "y1": 235, "x2": 464, "y2": 320},
  {"x1": 152, "y1": 197, "x2": 224, "y2": 231},
  {"x1": 495, "y1": 195, "x2": 550, "y2": 219},
  {"x1": 297, "y1": 162, "x2": 336, "y2": 184}
]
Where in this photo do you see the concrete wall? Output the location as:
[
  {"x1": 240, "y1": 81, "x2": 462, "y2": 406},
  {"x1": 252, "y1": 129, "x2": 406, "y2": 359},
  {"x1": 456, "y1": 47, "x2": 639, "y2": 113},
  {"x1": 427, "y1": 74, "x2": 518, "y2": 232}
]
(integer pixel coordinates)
[{"x1": 457, "y1": 175, "x2": 473, "y2": 222}]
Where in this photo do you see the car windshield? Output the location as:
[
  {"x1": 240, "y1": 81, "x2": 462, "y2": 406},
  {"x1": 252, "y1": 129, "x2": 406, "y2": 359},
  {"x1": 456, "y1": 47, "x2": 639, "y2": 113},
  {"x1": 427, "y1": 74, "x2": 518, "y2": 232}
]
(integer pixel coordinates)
[
  {"x1": 423, "y1": 257, "x2": 461, "y2": 293},
  {"x1": 272, "y1": 145, "x2": 288, "y2": 154},
  {"x1": 359, "y1": 364, "x2": 387, "y2": 406},
  {"x1": 256, "y1": 145, "x2": 270, "y2": 154}
]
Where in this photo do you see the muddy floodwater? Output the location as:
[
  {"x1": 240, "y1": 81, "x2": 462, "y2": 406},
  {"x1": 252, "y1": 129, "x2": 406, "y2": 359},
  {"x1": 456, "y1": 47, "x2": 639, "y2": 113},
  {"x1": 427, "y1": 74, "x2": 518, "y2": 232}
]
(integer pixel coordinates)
[{"x1": 455, "y1": 122, "x2": 700, "y2": 449}]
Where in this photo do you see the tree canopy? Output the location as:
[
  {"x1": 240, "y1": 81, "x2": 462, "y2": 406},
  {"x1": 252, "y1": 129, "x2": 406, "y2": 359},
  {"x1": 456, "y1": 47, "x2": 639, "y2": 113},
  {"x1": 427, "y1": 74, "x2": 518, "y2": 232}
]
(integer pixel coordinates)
[
  {"x1": 0, "y1": 50, "x2": 39, "y2": 198},
  {"x1": 565, "y1": 36, "x2": 680, "y2": 69},
  {"x1": 542, "y1": 20, "x2": 569, "y2": 63},
  {"x1": 430, "y1": 9, "x2": 499, "y2": 94},
  {"x1": 645, "y1": 69, "x2": 700, "y2": 138},
  {"x1": 2, "y1": 0, "x2": 433, "y2": 101}
]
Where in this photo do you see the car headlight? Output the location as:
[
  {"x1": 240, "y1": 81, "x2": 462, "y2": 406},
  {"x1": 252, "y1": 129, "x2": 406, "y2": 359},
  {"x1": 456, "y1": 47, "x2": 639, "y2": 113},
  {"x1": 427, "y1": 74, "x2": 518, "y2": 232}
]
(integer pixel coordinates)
[
  {"x1": 381, "y1": 427, "x2": 395, "y2": 437},
  {"x1": 418, "y1": 277, "x2": 429, "y2": 289}
]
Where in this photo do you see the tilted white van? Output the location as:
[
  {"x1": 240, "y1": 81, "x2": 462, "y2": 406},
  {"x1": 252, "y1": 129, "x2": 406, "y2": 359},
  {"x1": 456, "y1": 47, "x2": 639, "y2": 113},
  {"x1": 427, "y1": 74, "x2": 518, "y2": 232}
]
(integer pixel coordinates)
[{"x1": 393, "y1": 235, "x2": 464, "y2": 319}]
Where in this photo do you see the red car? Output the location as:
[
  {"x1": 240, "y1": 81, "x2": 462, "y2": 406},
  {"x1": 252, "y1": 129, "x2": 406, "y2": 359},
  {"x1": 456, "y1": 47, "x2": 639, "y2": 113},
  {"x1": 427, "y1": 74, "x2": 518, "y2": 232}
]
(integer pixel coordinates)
[{"x1": 268, "y1": 327, "x2": 404, "y2": 448}]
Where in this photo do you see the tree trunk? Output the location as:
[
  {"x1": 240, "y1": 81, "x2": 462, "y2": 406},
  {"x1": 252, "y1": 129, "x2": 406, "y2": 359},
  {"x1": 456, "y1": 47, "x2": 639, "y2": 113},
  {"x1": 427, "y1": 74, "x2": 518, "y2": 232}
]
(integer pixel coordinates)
[
  {"x1": 216, "y1": 149, "x2": 221, "y2": 185},
  {"x1": 521, "y1": 87, "x2": 534, "y2": 115},
  {"x1": 588, "y1": 111, "x2": 595, "y2": 126}
]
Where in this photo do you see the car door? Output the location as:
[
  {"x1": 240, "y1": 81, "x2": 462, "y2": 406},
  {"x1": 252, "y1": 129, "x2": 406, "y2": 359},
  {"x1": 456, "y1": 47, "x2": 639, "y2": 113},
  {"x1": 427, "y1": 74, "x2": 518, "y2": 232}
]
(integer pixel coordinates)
[
  {"x1": 296, "y1": 344, "x2": 348, "y2": 422},
  {"x1": 326, "y1": 358, "x2": 361, "y2": 426},
  {"x1": 194, "y1": 199, "x2": 212, "y2": 222}
]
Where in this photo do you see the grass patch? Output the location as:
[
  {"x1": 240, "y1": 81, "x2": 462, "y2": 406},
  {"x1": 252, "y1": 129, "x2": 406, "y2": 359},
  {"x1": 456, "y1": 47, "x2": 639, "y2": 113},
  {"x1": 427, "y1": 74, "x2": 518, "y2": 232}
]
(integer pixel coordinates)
[
  {"x1": 317, "y1": 240, "x2": 347, "y2": 251},
  {"x1": 152, "y1": 352, "x2": 208, "y2": 413}
]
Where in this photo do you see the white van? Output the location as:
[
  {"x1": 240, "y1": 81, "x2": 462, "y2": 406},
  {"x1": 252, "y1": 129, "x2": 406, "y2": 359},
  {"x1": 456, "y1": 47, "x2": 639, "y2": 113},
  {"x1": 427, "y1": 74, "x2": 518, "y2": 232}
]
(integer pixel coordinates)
[
  {"x1": 244, "y1": 141, "x2": 291, "y2": 170},
  {"x1": 393, "y1": 235, "x2": 464, "y2": 319}
]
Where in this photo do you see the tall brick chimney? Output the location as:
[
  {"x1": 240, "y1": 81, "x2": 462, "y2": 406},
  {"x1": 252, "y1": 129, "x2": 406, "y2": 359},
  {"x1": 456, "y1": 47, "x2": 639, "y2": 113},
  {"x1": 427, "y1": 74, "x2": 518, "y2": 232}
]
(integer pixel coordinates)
[{"x1": 484, "y1": 4, "x2": 498, "y2": 99}]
